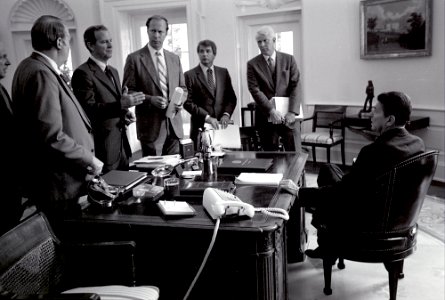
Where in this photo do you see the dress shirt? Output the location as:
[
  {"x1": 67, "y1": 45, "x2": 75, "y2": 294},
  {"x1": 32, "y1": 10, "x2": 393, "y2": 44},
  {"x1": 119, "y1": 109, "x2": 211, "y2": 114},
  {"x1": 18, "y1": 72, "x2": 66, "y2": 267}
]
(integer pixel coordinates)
[
  {"x1": 89, "y1": 56, "x2": 107, "y2": 72},
  {"x1": 262, "y1": 51, "x2": 277, "y2": 66}
]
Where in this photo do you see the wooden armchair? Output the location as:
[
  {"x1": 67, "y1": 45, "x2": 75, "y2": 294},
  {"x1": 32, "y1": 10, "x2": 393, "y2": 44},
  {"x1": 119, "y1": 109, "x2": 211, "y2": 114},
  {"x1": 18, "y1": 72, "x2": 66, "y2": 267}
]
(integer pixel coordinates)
[
  {"x1": 318, "y1": 150, "x2": 439, "y2": 300},
  {"x1": 301, "y1": 105, "x2": 346, "y2": 165},
  {"x1": 0, "y1": 212, "x2": 159, "y2": 300}
]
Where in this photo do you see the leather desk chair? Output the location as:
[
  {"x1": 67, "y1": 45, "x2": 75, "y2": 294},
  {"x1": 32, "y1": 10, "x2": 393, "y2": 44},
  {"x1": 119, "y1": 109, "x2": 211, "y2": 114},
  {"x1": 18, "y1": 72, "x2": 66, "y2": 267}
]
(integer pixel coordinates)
[
  {"x1": 317, "y1": 150, "x2": 439, "y2": 300},
  {"x1": 0, "y1": 212, "x2": 159, "y2": 300},
  {"x1": 301, "y1": 105, "x2": 346, "y2": 165}
]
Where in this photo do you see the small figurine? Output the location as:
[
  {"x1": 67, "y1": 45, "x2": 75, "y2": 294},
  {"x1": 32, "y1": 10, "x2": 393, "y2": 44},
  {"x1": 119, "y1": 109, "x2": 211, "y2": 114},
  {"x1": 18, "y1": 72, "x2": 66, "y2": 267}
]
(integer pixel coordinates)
[{"x1": 359, "y1": 80, "x2": 374, "y2": 118}]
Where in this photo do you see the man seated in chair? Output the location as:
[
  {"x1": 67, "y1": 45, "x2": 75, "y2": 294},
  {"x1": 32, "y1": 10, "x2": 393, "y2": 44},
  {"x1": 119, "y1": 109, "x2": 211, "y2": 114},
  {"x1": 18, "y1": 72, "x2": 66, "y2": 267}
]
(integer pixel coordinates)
[{"x1": 281, "y1": 91, "x2": 425, "y2": 262}]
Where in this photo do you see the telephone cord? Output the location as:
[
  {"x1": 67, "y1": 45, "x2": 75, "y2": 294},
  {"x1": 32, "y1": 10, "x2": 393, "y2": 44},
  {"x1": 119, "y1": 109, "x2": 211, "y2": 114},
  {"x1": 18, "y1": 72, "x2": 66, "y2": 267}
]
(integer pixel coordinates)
[
  {"x1": 183, "y1": 218, "x2": 220, "y2": 300},
  {"x1": 254, "y1": 207, "x2": 289, "y2": 220}
]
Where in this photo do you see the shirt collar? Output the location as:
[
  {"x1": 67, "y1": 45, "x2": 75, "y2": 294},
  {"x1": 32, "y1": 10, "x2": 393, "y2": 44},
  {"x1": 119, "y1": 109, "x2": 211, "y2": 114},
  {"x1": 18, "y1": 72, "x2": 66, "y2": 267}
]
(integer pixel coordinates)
[
  {"x1": 34, "y1": 51, "x2": 60, "y2": 75},
  {"x1": 90, "y1": 56, "x2": 107, "y2": 72},
  {"x1": 200, "y1": 63, "x2": 214, "y2": 74},
  {"x1": 147, "y1": 43, "x2": 163, "y2": 57},
  {"x1": 262, "y1": 51, "x2": 276, "y2": 63}
]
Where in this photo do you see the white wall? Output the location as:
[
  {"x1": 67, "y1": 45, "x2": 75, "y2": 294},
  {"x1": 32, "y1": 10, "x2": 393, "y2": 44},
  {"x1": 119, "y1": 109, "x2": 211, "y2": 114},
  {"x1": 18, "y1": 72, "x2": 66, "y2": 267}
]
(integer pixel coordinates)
[{"x1": 0, "y1": 0, "x2": 443, "y2": 180}]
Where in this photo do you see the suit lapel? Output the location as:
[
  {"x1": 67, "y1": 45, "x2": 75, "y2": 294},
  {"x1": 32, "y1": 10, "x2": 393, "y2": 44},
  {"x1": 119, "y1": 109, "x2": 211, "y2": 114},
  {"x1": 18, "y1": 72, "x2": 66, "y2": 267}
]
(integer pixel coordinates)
[
  {"x1": 139, "y1": 47, "x2": 163, "y2": 94},
  {"x1": 214, "y1": 66, "x2": 224, "y2": 100},
  {"x1": 194, "y1": 66, "x2": 214, "y2": 97},
  {"x1": 164, "y1": 50, "x2": 175, "y2": 100},
  {"x1": 258, "y1": 56, "x2": 275, "y2": 89},
  {"x1": 0, "y1": 84, "x2": 13, "y2": 114},
  {"x1": 32, "y1": 53, "x2": 91, "y2": 129},
  {"x1": 88, "y1": 59, "x2": 119, "y2": 97}
]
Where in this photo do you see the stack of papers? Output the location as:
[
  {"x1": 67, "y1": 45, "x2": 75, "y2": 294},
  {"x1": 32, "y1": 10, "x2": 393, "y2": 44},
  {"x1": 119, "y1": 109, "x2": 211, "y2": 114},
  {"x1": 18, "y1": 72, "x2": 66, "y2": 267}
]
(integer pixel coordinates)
[
  {"x1": 235, "y1": 173, "x2": 284, "y2": 186},
  {"x1": 204, "y1": 124, "x2": 242, "y2": 149},
  {"x1": 133, "y1": 154, "x2": 181, "y2": 167}
]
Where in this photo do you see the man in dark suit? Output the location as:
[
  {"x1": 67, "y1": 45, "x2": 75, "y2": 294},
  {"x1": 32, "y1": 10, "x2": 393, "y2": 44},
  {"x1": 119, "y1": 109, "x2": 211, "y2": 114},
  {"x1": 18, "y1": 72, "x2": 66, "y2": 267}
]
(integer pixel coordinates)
[
  {"x1": 0, "y1": 41, "x2": 22, "y2": 235},
  {"x1": 281, "y1": 92, "x2": 425, "y2": 261},
  {"x1": 123, "y1": 15, "x2": 186, "y2": 156},
  {"x1": 184, "y1": 40, "x2": 237, "y2": 149},
  {"x1": 72, "y1": 25, "x2": 145, "y2": 173},
  {"x1": 12, "y1": 15, "x2": 103, "y2": 227},
  {"x1": 247, "y1": 26, "x2": 302, "y2": 151}
]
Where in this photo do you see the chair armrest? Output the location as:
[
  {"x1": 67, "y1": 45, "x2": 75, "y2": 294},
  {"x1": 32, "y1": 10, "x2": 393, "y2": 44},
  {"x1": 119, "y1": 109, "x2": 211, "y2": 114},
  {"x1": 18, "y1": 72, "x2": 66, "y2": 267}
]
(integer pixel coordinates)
[
  {"x1": 61, "y1": 241, "x2": 136, "y2": 289},
  {"x1": 329, "y1": 118, "x2": 344, "y2": 137},
  {"x1": 301, "y1": 115, "x2": 315, "y2": 122},
  {"x1": 47, "y1": 294, "x2": 101, "y2": 300}
]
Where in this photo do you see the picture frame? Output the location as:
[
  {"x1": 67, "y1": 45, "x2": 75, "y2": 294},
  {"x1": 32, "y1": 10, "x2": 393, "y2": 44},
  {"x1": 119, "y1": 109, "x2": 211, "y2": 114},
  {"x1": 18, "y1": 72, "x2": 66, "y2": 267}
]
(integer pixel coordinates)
[{"x1": 360, "y1": 0, "x2": 432, "y2": 59}]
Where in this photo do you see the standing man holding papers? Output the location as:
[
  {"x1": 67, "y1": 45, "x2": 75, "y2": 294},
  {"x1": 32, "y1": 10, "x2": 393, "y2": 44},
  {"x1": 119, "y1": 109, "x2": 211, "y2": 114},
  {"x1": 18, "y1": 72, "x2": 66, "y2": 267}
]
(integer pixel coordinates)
[
  {"x1": 247, "y1": 25, "x2": 302, "y2": 151},
  {"x1": 123, "y1": 15, "x2": 187, "y2": 156},
  {"x1": 184, "y1": 40, "x2": 237, "y2": 149}
]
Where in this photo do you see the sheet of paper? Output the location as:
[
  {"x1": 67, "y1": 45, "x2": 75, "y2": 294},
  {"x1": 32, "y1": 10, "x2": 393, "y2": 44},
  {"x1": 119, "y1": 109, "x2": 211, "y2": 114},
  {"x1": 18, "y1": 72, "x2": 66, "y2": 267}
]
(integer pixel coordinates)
[
  {"x1": 212, "y1": 124, "x2": 241, "y2": 149},
  {"x1": 166, "y1": 87, "x2": 184, "y2": 119},
  {"x1": 133, "y1": 154, "x2": 181, "y2": 166},
  {"x1": 234, "y1": 173, "x2": 284, "y2": 186},
  {"x1": 269, "y1": 97, "x2": 304, "y2": 121}
]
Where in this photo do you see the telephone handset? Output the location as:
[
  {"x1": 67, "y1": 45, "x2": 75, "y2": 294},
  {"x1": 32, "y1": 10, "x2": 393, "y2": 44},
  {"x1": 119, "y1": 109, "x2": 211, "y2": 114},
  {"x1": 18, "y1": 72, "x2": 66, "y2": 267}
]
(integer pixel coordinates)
[
  {"x1": 203, "y1": 188, "x2": 255, "y2": 220},
  {"x1": 202, "y1": 188, "x2": 289, "y2": 220}
]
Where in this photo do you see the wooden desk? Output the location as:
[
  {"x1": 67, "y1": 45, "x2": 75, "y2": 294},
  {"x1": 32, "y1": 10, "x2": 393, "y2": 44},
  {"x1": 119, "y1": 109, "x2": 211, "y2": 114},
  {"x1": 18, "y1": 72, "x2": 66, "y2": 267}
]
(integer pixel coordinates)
[{"x1": 62, "y1": 151, "x2": 308, "y2": 300}]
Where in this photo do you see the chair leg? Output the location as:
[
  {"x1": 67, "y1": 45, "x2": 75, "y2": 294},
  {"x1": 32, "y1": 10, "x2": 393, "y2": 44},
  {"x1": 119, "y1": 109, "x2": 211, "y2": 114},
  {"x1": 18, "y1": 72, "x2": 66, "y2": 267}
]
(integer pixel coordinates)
[
  {"x1": 323, "y1": 256, "x2": 335, "y2": 295},
  {"x1": 312, "y1": 147, "x2": 316, "y2": 165},
  {"x1": 398, "y1": 260, "x2": 404, "y2": 279},
  {"x1": 337, "y1": 257, "x2": 345, "y2": 269},
  {"x1": 341, "y1": 142, "x2": 346, "y2": 166},
  {"x1": 384, "y1": 260, "x2": 404, "y2": 300},
  {"x1": 326, "y1": 148, "x2": 331, "y2": 163}
]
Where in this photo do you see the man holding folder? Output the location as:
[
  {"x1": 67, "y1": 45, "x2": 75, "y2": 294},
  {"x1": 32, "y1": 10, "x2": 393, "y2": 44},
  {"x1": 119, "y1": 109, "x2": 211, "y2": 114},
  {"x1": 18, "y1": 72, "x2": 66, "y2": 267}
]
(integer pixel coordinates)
[{"x1": 247, "y1": 25, "x2": 302, "y2": 151}]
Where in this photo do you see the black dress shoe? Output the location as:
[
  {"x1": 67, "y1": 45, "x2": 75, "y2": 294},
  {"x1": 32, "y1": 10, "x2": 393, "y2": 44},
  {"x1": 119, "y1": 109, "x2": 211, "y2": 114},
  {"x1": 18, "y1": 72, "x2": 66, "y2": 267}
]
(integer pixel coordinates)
[{"x1": 305, "y1": 247, "x2": 323, "y2": 259}]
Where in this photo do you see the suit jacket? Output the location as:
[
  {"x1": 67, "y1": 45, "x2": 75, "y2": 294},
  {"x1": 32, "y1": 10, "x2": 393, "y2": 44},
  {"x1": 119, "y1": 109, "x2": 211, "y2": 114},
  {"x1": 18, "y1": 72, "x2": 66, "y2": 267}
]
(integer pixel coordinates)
[
  {"x1": 11, "y1": 53, "x2": 95, "y2": 212},
  {"x1": 184, "y1": 65, "x2": 237, "y2": 144},
  {"x1": 71, "y1": 59, "x2": 131, "y2": 172},
  {"x1": 299, "y1": 127, "x2": 425, "y2": 229},
  {"x1": 123, "y1": 46, "x2": 186, "y2": 143},
  {"x1": 247, "y1": 51, "x2": 301, "y2": 128},
  {"x1": 0, "y1": 83, "x2": 22, "y2": 234}
]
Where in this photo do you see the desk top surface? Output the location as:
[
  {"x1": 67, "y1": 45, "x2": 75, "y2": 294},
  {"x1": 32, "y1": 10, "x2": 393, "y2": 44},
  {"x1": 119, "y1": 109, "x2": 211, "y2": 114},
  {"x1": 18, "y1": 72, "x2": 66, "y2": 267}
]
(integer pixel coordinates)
[{"x1": 67, "y1": 151, "x2": 307, "y2": 232}]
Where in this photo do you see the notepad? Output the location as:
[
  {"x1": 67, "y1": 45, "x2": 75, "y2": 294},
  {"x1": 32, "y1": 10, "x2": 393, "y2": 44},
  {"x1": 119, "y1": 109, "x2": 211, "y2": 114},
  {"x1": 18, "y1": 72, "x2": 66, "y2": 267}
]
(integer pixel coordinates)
[{"x1": 157, "y1": 200, "x2": 196, "y2": 216}]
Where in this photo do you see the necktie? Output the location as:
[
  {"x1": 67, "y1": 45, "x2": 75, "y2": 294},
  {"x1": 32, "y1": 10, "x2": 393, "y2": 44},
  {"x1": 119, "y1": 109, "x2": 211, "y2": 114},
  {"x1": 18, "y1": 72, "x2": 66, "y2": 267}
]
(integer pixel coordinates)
[
  {"x1": 207, "y1": 68, "x2": 215, "y2": 95},
  {"x1": 105, "y1": 66, "x2": 119, "y2": 93},
  {"x1": 267, "y1": 57, "x2": 275, "y2": 76},
  {"x1": 0, "y1": 85, "x2": 13, "y2": 114},
  {"x1": 156, "y1": 52, "x2": 168, "y2": 99},
  {"x1": 59, "y1": 73, "x2": 72, "y2": 90}
]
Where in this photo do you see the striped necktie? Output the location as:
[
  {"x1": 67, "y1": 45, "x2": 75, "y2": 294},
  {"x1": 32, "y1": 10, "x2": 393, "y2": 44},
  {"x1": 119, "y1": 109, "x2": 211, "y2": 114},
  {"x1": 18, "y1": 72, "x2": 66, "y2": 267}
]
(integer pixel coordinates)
[
  {"x1": 207, "y1": 68, "x2": 215, "y2": 96},
  {"x1": 156, "y1": 52, "x2": 168, "y2": 99}
]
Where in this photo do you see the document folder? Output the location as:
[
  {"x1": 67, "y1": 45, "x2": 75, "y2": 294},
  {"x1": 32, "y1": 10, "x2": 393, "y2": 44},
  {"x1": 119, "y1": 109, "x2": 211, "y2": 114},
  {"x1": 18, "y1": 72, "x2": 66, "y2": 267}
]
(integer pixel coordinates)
[
  {"x1": 101, "y1": 170, "x2": 148, "y2": 192},
  {"x1": 218, "y1": 158, "x2": 273, "y2": 174}
]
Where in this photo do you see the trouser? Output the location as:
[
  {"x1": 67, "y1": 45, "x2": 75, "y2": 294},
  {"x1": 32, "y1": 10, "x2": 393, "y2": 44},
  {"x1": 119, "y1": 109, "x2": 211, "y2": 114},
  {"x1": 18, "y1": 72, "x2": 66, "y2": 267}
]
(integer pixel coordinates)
[{"x1": 141, "y1": 119, "x2": 180, "y2": 156}]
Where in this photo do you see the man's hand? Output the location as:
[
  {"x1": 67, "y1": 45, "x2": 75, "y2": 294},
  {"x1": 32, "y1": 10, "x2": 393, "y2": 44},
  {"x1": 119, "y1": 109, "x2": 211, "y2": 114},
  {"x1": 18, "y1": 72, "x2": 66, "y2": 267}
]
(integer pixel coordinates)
[
  {"x1": 284, "y1": 112, "x2": 297, "y2": 125},
  {"x1": 120, "y1": 86, "x2": 145, "y2": 109},
  {"x1": 151, "y1": 95, "x2": 168, "y2": 109},
  {"x1": 86, "y1": 157, "x2": 104, "y2": 180},
  {"x1": 174, "y1": 102, "x2": 183, "y2": 113},
  {"x1": 279, "y1": 179, "x2": 299, "y2": 196},
  {"x1": 125, "y1": 110, "x2": 136, "y2": 125},
  {"x1": 220, "y1": 114, "x2": 230, "y2": 129},
  {"x1": 205, "y1": 116, "x2": 219, "y2": 129},
  {"x1": 269, "y1": 109, "x2": 284, "y2": 124}
]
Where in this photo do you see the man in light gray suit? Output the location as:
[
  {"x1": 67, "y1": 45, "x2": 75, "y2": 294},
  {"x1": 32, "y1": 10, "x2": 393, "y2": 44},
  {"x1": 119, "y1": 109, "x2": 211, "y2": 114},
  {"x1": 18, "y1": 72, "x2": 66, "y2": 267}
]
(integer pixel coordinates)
[
  {"x1": 247, "y1": 25, "x2": 302, "y2": 151},
  {"x1": 123, "y1": 15, "x2": 186, "y2": 156},
  {"x1": 12, "y1": 15, "x2": 103, "y2": 227}
]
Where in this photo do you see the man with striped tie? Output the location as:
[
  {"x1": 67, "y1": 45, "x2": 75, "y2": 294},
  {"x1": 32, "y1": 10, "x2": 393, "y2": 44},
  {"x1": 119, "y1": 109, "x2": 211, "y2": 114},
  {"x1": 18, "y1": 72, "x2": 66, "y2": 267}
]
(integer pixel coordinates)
[{"x1": 123, "y1": 15, "x2": 187, "y2": 156}]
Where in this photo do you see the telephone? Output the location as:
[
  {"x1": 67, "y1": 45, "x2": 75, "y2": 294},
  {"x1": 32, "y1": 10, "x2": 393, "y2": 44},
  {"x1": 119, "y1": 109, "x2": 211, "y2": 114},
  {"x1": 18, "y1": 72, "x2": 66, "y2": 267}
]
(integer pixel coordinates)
[
  {"x1": 203, "y1": 188, "x2": 289, "y2": 220},
  {"x1": 203, "y1": 188, "x2": 255, "y2": 220}
]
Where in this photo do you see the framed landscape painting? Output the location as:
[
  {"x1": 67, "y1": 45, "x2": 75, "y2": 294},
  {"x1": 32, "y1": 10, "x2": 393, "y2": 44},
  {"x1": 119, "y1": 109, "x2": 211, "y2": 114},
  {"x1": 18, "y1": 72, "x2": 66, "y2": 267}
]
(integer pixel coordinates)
[{"x1": 360, "y1": 0, "x2": 432, "y2": 59}]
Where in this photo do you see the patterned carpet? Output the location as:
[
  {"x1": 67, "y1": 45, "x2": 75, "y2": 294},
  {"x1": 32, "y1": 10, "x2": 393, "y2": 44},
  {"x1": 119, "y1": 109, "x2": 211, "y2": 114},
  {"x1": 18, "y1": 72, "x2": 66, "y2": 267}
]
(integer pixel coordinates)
[{"x1": 417, "y1": 195, "x2": 445, "y2": 242}]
